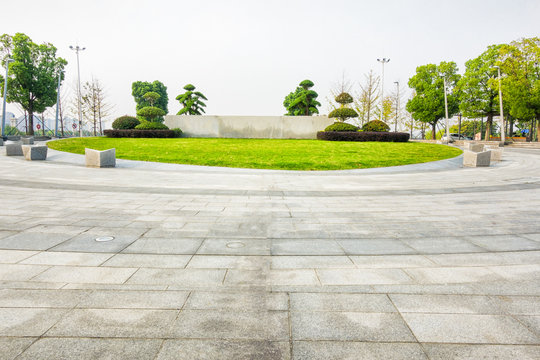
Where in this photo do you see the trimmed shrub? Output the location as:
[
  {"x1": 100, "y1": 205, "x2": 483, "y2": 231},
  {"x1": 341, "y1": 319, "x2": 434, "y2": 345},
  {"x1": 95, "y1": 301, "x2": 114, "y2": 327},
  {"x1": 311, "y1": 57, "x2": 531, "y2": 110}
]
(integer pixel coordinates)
[
  {"x1": 171, "y1": 128, "x2": 183, "y2": 138},
  {"x1": 324, "y1": 122, "x2": 359, "y2": 132},
  {"x1": 104, "y1": 129, "x2": 176, "y2": 138},
  {"x1": 362, "y1": 120, "x2": 390, "y2": 132},
  {"x1": 335, "y1": 92, "x2": 354, "y2": 104},
  {"x1": 317, "y1": 131, "x2": 410, "y2": 142},
  {"x1": 137, "y1": 106, "x2": 166, "y2": 122},
  {"x1": 328, "y1": 107, "x2": 359, "y2": 122},
  {"x1": 135, "y1": 121, "x2": 169, "y2": 130},
  {"x1": 112, "y1": 115, "x2": 140, "y2": 130}
]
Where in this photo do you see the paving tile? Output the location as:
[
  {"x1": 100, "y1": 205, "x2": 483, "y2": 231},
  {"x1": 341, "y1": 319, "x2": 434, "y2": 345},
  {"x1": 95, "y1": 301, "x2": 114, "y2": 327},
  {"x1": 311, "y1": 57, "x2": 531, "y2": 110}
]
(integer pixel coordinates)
[
  {"x1": 0, "y1": 289, "x2": 89, "y2": 308},
  {"x1": 516, "y1": 315, "x2": 540, "y2": 336},
  {"x1": 77, "y1": 290, "x2": 189, "y2": 309},
  {"x1": 18, "y1": 338, "x2": 162, "y2": 360},
  {"x1": 46, "y1": 308, "x2": 178, "y2": 338},
  {"x1": 0, "y1": 308, "x2": 68, "y2": 336},
  {"x1": 51, "y1": 233, "x2": 140, "y2": 253},
  {"x1": 156, "y1": 339, "x2": 290, "y2": 360},
  {"x1": 291, "y1": 312, "x2": 415, "y2": 341},
  {"x1": 170, "y1": 310, "x2": 289, "y2": 340},
  {"x1": 405, "y1": 266, "x2": 502, "y2": 284},
  {"x1": 338, "y1": 239, "x2": 416, "y2": 255},
  {"x1": 0, "y1": 264, "x2": 49, "y2": 281},
  {"x1": 31, "y1": 266, "x2": 137, "y2": 284},
  {"x1": 225, "y1": 269, "x2": 319, "y2": 286},
  {"x1": 122, "y1": 238, "x2": 202, "y2": 254},
  {"x1": 24, "y1": 224, "x2": 89, "y2": 235},
  {"x1": 0, "y1": 337, "x2": 37, "y2": 360},
  {"x1": 0, "y1": 249, "x2": 38, "y2": 263},
  {"x1": 20, "y1": 251, "x2": 113, "y2": 266},
  {"x1": 389, "y1": 294, "x2": 502, "y2": 314},
  {"x1": 488, "y1": 264, "x2": 540, "y2": 280},
  {"x1": 402, "y1": 313, "x2": 539, "y2": 344},
  {"x1": 466, "y1": 235, "x2": 540, "y2": 251},
  {"x1": 427, "y1": 251, "x2": 540, "y2": 267},
  {"x1": 271, "y1": 239, "x2": 345, "y2": 255},
  {"x1": 349, "y1": 255, "x2": 434, "y2": 268},
  {"x1": 197, "y1": 239, "x2": 271, "y2": 255},
  {"x1": 494, "y1": 295, "x2": 540, "y2": 315},
  {"x1": 290, "y1": 293, "x2": 396, "y2": 312},
  {"x1": 102, "y1": 253, "x2": 191, "y2": 268},
  {"x1": 271, "y1": 255, "x2": 354, "y2": 269},
  {"x1": 317, "y1": 269, "x2": 412, "y2": 285},
  {"x1": 401, "y1": 237, "x2": 485, "y2": 254},
  {"x1": 187, "y1": 255, "x2": 270, "y2": 269},
  {"x1": 185, "y1": 291, "x2": 288, "y2": 310},
  {"x1": 293, "y1": 341, "x2": 427, "y2": 360},
  {"x1": 422, "y1": 344, "x2": 540, "y2": 360},
  {"x1": 0, "y1": 232, "x2": 74, "y2": 250},
  {"x1": 127, "y1": 268, "x2": 226, "y2": 286}
]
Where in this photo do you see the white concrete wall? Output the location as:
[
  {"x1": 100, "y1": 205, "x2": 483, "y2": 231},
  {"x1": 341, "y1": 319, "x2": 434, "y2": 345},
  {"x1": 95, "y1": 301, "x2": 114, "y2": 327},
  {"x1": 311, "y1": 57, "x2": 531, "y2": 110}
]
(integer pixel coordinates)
[{"x1": 164, "y1": 115, "x2": 333, "y2": 139}]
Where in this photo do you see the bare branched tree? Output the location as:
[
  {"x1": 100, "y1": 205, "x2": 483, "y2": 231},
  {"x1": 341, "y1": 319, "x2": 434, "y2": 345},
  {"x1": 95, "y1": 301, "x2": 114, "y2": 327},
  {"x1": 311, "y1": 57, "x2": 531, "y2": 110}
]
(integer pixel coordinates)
[
  {"x1": 81, "y1": 78, "x2": 113, "y2": 136},
  {"x1": 354, "y1": 70, "x2": 380, "y2": 126}
]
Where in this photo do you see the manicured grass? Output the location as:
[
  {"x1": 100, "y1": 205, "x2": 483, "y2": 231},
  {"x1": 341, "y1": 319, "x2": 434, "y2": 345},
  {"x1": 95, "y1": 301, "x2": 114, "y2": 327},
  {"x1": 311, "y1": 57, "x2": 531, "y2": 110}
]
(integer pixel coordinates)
[{"x1": 47, "y1": 137, "x2": 462, "y2": 170}]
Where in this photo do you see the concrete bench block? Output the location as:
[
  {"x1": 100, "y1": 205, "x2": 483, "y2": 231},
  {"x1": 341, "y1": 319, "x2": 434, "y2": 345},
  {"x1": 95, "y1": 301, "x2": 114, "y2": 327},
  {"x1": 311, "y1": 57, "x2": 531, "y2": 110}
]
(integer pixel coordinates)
[
  {"x1": 22, "y1": 145, "x2": 48, "y2": 160},
  {"x1": 0, "y1": 138, "x2": 3, "y2": 146},
  {"x1": 463, "y1": 150, "x2": 491, "y2": 167},
  {"x1": 85, "y1": 148, "x2": 116, "y2": 168},
  {"x1": 465, "y1": 143, "x2": 484, "y2": 152},
  {"x1": 21, "y1": 137, "x2": 34, "y2": 145},
  {"x1": 5, "y1": 143, "x2": 23, "y2": 156},
  {"x1": 484, "y1": 145, "x2": 503, "y2": 161}
]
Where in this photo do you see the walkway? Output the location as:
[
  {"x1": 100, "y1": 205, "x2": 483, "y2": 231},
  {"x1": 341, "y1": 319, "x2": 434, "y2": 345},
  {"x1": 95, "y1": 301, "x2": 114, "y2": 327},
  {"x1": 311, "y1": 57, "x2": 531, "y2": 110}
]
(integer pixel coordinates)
[{"x1": 0, "y1": 145, "x2": 539, "y2": 359}]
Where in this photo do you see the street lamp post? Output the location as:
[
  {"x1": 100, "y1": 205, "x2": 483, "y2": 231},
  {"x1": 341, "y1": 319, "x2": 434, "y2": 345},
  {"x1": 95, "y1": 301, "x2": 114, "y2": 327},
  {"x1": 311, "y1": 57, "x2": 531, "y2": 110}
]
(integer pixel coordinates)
[
  {"x1": 69, "y1": 45, "x2": 85, "y2": 137},
  {"x1": 494, "y1": 65, "x2": 505, "y2": 145},
  {"x1": 54, "y1": 71, "x2": 61, "y2": 138},
  {"x1": 377, "y1": 58, "x2": 390, "y2": 122},
  {"x1": 394, "y1": 81, "x2": 399, "y2": 132},
  {"x1": 1, "y1": 58, "x2": 14, "y2": 138},
  {"x1": 443, "y1": 78, "x2": 450, "y2": 144}
]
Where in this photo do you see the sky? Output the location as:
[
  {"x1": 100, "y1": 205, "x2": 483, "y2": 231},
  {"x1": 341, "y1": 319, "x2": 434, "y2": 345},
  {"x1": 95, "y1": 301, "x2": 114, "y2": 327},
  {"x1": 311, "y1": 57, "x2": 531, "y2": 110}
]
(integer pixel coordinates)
[{"x1": 2, "y1": 0, "x2": 540, "y2": 121}]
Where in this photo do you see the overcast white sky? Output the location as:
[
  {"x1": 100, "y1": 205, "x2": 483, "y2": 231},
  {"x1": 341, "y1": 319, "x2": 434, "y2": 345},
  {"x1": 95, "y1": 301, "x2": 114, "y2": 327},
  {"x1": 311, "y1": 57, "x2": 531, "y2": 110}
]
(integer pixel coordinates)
[{"x1": 2, "y1": 0, "x2": 540, "y2": 120}]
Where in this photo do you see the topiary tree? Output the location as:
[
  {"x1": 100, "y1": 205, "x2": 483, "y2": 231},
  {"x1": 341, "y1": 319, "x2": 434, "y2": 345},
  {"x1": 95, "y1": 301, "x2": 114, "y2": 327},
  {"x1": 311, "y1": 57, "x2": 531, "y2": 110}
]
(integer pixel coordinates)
[
  {"x1": 176, "y1": 84, "x2": 208, "y2": 115},
  {"x1": 324, "y1": 122, "x2": 359, "y2": 132},
  {"x1": 137, "y1": 92, "x2": 166, "y2": 123},
  {"x1": 112, "y1": 115, "x2": 140, "y2": 129},
  {"x1": 284, "y1": 80, "x2": 321, "y2": 116},
  {"x1": 362, "y1": 120, "x2": 390, "y2": 132},
  {"x1": 132, "y1": 80, "x2": 168, "y2": 122},
  {"x1": 328, "y1": 92, "x2": 358, "y2": 122}
]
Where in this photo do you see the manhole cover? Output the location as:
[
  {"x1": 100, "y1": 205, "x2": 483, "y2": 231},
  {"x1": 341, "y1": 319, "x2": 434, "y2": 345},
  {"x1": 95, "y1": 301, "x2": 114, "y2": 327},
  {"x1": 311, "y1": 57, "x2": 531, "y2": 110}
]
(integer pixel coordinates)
[
  {"x1": 95, "y1": 236, "x2": 115, "y2": 242},
  {"x1": 226, "y1": 241, "x2": 245, "y2": 248}
]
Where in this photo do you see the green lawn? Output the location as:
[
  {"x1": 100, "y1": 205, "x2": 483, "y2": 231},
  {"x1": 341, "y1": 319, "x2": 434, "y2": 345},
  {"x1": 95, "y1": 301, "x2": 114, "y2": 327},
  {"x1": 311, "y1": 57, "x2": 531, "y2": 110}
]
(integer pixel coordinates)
[{"x1": 47, "y1": 137, "x2": 462, "y2": 170}]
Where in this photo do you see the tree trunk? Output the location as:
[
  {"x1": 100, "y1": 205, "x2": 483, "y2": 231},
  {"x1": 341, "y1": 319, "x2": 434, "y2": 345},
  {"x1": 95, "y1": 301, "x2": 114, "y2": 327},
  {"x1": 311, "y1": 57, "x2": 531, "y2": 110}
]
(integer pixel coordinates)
[
  {"x1": 509, "y1": 118, "x2": 514, "y2": 139},
  {"x1": 432, "y1": 122, "x2": 437, "y2": 140},
  {"x1": 27, "y1": 102, "x2": 34, "y2": 136},
  {"x1": 535, "y1": 118, "x2": 539, "y2": 142},
  {"x1": 529, "y1": 120, "x2": 533, "y2": 142},
  {"x1": 484, "y1": 114, "x2": 492, "y2": 141}
]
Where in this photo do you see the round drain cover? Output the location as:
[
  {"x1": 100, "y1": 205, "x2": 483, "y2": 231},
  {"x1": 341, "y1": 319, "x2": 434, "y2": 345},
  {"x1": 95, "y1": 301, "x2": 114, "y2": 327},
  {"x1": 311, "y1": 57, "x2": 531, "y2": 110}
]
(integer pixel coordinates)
[
  {"x1": 226, "y1": 241, "x2": 245, "y2": 248},
  {"x1": 95, "y1": 236, "x2": 115, "y2": 242}
]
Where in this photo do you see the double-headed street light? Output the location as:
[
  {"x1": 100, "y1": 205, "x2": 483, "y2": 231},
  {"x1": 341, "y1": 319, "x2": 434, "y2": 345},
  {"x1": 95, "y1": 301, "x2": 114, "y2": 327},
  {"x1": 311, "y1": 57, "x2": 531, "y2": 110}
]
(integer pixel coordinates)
[
  {"x1": 443, "y1": 78, "x2": 450, "y2": 144},
  {"x1": 494, "y1": 65, "x2": 505, "y2": 145},
  {"x1": 2, "y1": 58, "x2": 14, "y2": 138},
  {"x1": 394, "y1": 81, "x2": 399, "y2": 132},
  {"x1": 69, "y1": 45, "x2": 85, "y2": 137},
  {"x1": 377, "y1": 58, "x2": 390, "y2": 122}
]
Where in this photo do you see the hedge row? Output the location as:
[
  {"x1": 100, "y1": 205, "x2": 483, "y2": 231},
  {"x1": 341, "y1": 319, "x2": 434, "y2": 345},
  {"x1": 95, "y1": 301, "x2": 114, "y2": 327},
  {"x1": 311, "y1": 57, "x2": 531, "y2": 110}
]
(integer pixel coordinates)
[
  {"x1": 104, "y1": 129, "x2": 176, "y2": 138},
  {"x1": 317, "y1": 131, "x2": 410, "y2": 142}
]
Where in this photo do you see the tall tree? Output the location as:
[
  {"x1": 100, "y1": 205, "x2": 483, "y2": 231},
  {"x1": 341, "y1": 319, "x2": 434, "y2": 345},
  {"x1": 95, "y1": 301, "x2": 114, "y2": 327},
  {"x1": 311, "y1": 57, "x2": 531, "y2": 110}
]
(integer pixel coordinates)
[
  {"x1": 81, "y1": 78, "x2": 113, "y2": 135},
  {"x1": 132, "y1": 80, "x2": 168, "y2": 121},
  {"x1": 406, "y1": 62, "x2": 460, "y2": 140},
  {"x1": 456, "y1": 44, "x2": 503, "y2": 140},
  {"x1": 498, "y1": 37, "x2": 540, "y2": 141},
  {"x1": 176, "y1": 84, "x2": 208, "y2": 115},
  {"x1": 283, "y1": 80, "x2": 321, "y2": 116},
  {"x1": 354, "y1": 70, "x2": 380, "y2": 126},
  {"x1": 0, "y1": 33, "x2": 67, "y2": 135}
]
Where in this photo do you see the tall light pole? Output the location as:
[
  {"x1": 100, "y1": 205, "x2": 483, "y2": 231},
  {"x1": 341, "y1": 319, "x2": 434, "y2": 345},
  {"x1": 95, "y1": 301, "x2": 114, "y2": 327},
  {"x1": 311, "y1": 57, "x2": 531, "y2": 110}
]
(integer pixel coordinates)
[
  {"x1": 443, "y1": 78, "x2": 450, "y2": 144},
  {"x1": 54, "y1": 71, "x2": 62, "y2": 138},
  {"x1": 1, "y1": 58, "x2": 14, "y2": 138},
  {"x1": 393, "y1": 81, "x2": 399, "y2": 132},
  {"x1": 377, "y1": 58, "x2": 390, "y2": 122},
  {"x1": 69, "y1": 45, "x2": 85, "y2": 137},
  {"x1": 494, "y1": 65, "x2": 505, "y2": 145}
]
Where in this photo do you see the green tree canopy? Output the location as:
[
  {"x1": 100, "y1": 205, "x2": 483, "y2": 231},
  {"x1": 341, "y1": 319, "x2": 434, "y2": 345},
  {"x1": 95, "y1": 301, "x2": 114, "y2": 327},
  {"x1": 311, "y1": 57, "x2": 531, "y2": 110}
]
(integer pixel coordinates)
[
  {"x1": 132, "y1": 80, "x2": 168, "y2": 122},
  {"x1": 0, "y1": 33, "x2": 67, "y2": 135},
  {"x1": 176, "y1": 84, "x2": 208, "y2": 115},
  {"x1": 283, "y1": 79, "x2": 321, "y2": 116},
  {"x1": 406, "y1": 61, "x2": 460, "y2": 139}
]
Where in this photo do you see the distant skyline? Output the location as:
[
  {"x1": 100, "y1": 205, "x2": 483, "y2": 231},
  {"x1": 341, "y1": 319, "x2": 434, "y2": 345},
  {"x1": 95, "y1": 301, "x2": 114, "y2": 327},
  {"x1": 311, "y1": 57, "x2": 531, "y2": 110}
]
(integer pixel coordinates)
[{"x1": 2, "y1": 0, "x2": 540, "y2": 123}]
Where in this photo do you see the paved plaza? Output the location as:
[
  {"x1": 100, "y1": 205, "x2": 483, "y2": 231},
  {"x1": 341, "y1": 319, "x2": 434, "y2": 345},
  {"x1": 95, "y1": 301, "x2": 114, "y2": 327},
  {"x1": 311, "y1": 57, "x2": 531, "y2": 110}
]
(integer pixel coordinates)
[{"x1": 0, "y1": 145, "x2": 539, "y2": 359}]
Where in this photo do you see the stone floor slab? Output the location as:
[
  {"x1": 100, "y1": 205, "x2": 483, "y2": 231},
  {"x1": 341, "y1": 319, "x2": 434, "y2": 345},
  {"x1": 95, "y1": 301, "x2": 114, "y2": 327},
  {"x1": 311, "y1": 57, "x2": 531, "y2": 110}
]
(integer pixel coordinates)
[
  {"x1": 31, "y1": 266, "x2": 137, "y2": 284},
  {"x1": 102, "y1": 253, "x2": 191, "y2": 268},
  {"x1": 76, "y1": 290, "x2": 190, "y2": 309},
  {"x1": 121, "y1": 237, "x2": 202, "y2": 254},
  {"x1": 20, "y1": 251, "x2": 113, "y2": 266},
  {"x1": 422, "y1": 344, "x2": 540, "y2": 360},
  {"x1": 0, "y1": 232, "x2": 73, "y2": 251},
  {"x1": 185, "y1": 291, "x2": 288, "y2": 311},
  {"x1": 0, "y1": 337, "x2": 37, "y2": 360},
  {"x1": 293, "y1": 341, "x2": 427, "y2": 360},
  {"x1": 317, "y1": 268, "x2": 412, "y2": 285},
  {"x1": 0, "y1": 307, "x2": 68, "y2": 336},
  {"x1": 290, "y1": 293, "x2": 396, "y2": 312},
  {"x1": 126, "y1": 268, "x2": 226, "y2": 287}
]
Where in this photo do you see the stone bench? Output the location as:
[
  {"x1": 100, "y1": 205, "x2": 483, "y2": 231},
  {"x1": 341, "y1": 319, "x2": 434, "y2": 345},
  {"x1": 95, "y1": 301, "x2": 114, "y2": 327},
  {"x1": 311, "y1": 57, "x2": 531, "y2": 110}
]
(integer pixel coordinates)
[
  {"x1": 463, "y1": 150, "x2": 491, "y2": 167},
  {"x1": 0, "y1": 138, "x2": 3, "y2": 146},
  {"x1": 484, "y1": 145, "x2": 503, "y2": 161},
  {"x1": 21, "y1": 137, "x2": 34, "y2": 145},
  {"x1": 464, "y1": 143, "x2": 484, "y2": 152},
  {"x1": 22, "y1": 145, "x2": 48, "y2": 160},
  {"x1": 85, "y1": 148, "x2": 116, "y2": 168},
  {"x1": 5, "y1": 142, "x2": 23, "y2": 156}
]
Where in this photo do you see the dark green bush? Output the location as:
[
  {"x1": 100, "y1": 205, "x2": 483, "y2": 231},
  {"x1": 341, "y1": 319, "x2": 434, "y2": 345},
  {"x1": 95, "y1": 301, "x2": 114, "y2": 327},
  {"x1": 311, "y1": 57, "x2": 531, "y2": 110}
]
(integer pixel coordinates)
[
  {"x1": 171, "y1": 128, "x2": 183, "y2": 138},
  {"x1": 317, "y1": 131, "x2": 410, "y2": 142},
  {"x1": 328, "y1": 108, "x2": 359, "y2": 121},
  {"x1": 362, "y1": 120, "x2": 390, "y2": 132},
  {"x1": 324, "y1": 122, "x2": 359, "y2": 132},
  {"x1": 135, "y1": 121, "x2": 169, "y2": 130},
  {"x1": 104, "y1": 129, "x2": 176, "y2": 138},
  {"x1": 112, "y1": 115, "x2": 140, "y2": 130}
]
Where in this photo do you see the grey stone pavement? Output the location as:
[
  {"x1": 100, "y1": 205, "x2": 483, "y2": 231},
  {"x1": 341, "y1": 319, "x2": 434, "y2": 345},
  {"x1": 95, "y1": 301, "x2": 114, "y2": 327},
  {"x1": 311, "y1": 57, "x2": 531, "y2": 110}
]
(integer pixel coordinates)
[{"x1": 0, "y1": 144, "x2": 539, "y2": 359}]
